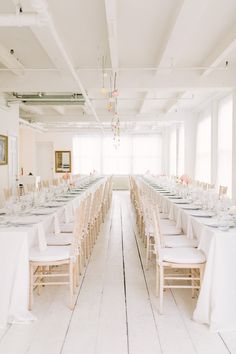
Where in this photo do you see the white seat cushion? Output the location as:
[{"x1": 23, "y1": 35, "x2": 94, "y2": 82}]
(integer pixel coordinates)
[
  {"x1": 60, "y1": 222, "x2": 74, "y2": 233},
  {"x1": 160, "y1": 223, "x2": 182, "y2": 235},
  {"x1": 159, "y1": 247, "x2": 205, "y2": 264},
  {"x1": 30, "y1": 246, "x2": 71, "y2": 262},
  {"x1": 46, "y1": 234, "x2": 72, "y2": 246},
  {"x1": 164, "y1": 235, "x2": 198, "y2": 248},
  {"x1": 160, "y1": 219, "x2": 176, "y2": 226},
  {"x1": 159, "y1": 213, "x2": 169, "y2": 219}
]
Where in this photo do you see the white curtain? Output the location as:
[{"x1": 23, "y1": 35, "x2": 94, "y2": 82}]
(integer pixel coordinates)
[
  {"x1": 195, "y1": 114, "x2": 211, "y2": 182},
  {"x1": 102, "y1": 136, "x2": 132, "y2": 174},
  {"x1": 73, "y1": 136, "x2": 101, "y2": 174},
  {"x1": 73, "y1": 134, "x2": 162, "y2": 175},
  {"x1": 217, "y1": 95, "x2": 232, "y2": 196},
  {"x1": 177, "y1": 125, "x2": 185, "y2": 176},
  {"x1": 169, "y1": 128, "x2": 177, "y2": 176},
  {"x1": 132, "y1": 135, "x2": 162, "y2": 174}
]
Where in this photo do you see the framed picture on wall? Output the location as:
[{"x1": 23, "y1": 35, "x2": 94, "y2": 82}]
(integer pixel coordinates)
[
  {"x1": 0, "y1": 135, "x2": 8, "y2": 165},
  {"x1": 55, "y1": 151, "x2": 71, "y2": 173}
]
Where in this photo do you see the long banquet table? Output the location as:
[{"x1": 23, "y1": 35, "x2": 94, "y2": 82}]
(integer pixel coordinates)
[
  {"x1": 141, "y1": 177, "x2": 236, "y2": 332},
  {"x1": 0, "y1": 177, "x2": 106, "y2": 328}
]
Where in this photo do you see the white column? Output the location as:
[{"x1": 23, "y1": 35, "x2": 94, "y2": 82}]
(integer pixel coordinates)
[
  {"x1": 211, "y1": 100, "x2": 218, "y2": 186},
  {"x1": 176, "y1": 125, "x2": 179, "y2": 176},
  {"x1": 232, "y1": 90, "x2": 236, "y2": 202},
  {"x1": 162, "y1": 128, "x2": 169, "y2": 176},
  {"x1": 184, "y1": 113, "x2": 198, "y2": 178}
]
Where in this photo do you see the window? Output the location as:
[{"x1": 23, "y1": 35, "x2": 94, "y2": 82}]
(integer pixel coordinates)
[
  {"x1": 132, "y1": 135, "x2": 162, "y2": 174},
  {"x1": 195, "y1": 113, "x2": 211, "y2": 182},
  {"x1": 73, "y1": 134, "x2": 163, "y2": 175},
  {"x1": 217, "y1": 96, "x2": 232, "y2": 196},
  {"x1": 177, "y1": 124, "x2": 185, "y2": 176},
  {"x1": 73, "y1": 136, "x2": 101, "y2": 174},
  {"x1": 102, "y1": 136, "x2": 132, "y2": 174},
  {"x1": 169, "y1": 128, "x2": 177, "y2": 176}
]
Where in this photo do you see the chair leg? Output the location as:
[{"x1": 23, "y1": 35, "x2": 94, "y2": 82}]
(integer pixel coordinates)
[
  {"x1": 69, "y1": 260, "x2": 74, "y2": 310},
  {"x1": 146, "y1": 235, "x2": 150, "y2": 270},
  {"x1": 191, "y1": 268, "x2": 195, "y2": 298},
  {"x1": 156, "y1": 263, "x2": 159, "y2": 296},
  {"x1": 159, "y1": 265, "x2": 164, "y2": 314},
  {"x1": 29, "y1": 263, "x2": 34, "y2": 310}
]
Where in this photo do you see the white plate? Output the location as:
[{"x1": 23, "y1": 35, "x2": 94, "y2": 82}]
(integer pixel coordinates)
[
  {"x1": 30, "y1": 209, "x2": 55, "y2": 215},
  {"x1": 44, "y1": 202, "x2": 64, "y2": 208},
  {"x1": 204, "y1": 220, "x2": 234, "y2": 228},
  {"x1": 181, "y1": 205, "x2": 201, "y2": 210},
  {"x1": 173, "y1": 200, "x2": 191, "y2": 204},
  {"x1": 190, "y1": 211, "x2": 215, "y2": 217}
]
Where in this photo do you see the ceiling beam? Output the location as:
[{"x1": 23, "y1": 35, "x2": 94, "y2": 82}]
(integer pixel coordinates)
[
  {"x1": 0, "y1": 43, "x2": 24, "y2": 76},
  {"x1": 20, "y1": 103, "x2": 43, "y2": 115},
  {"x1": 138, "y1": 0, "x2": 186, "y2": 114},
  {"x1": 1, "y1": 68, "x2": 236, "y2": 91},
  {"x1": 164, "y1": 92, "x2": 186, "y2": 114},
  {"x1": 27, "y1": 0, "x2": 103, "y2": 129},
  {"x1": 104, "y1": 0, "x2": 118, "y2": 73},
  {"x1": 201, "y1": 25, "x2": 236, "y2": 77},
  {"x1": 51, "y1": 105, "x2": 65, "y2": 115},
  {"x1": 154, "y1": 0, "x2": 186, "y2": 70}
]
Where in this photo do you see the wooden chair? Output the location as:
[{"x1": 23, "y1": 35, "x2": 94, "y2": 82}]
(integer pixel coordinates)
[
  {"x1": 206, "y1": 183, "x2": 215, "y2": 190},
  {"x1": 141, "y1": 194, "x2": 197, "y2": 270},
  {"x1": 52, "y1": 178, "x2": 59, "y2": 186},
  {"x1": 29, "y1": 203, "x2": 84, "y2": 310},
  {"x1": 219, "y1": 185, "x2": 228, "y2": 197},
  {"x1": 151, "y1": 207, "x2": 205, "y2": 314},
  {"x1": 3, "y1": 187, "x2": 13, "y2": 201},
  {"x1": 26, "y1": 184, "x2": 36, "y2": 193},
  {"x1": 42, "y1": 180, "x2": 49, "y2": 188}
]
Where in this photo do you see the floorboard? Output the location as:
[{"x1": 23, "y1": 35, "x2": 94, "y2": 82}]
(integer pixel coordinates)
[{"x1": 0, "y1": 191, "x2": 236, "y2": 354}]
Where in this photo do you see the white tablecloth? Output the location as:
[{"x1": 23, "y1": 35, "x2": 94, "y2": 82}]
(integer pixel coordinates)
[
  {"x1": 0, "y1": 177, "x2": 106, "y2": 328},
  {"x1": 0, "y1": 231, "x2": 36, "y2": 327},
  {"x1": 143, "y1": 179, "x2": 236, "y2": 332}
]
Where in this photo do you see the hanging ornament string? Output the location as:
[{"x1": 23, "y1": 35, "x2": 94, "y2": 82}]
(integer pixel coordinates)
[
  {"x1": 112, "y1": 72, "x2": 119, "y2": 97},
  {"x1": 101, "y1": 55, "x2": 107, "y2": 95},
  {"x1": 107, "y1": 73, "x2": 113, "y2": 112}
]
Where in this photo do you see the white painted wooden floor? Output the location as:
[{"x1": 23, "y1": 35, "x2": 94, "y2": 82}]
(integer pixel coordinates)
[{"x1": 0, "y1": 191, "x2": 236, "y2": 354}]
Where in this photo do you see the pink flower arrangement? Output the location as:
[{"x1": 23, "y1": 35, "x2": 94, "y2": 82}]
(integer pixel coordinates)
[
  {"x1": 62, "y1": 172, "x2": 71, "y2": 181},
  {"x1": 179, "y1": 174, "x2": 191, "y2": 185}
]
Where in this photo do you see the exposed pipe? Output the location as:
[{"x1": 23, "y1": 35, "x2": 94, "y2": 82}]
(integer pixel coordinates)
[{"x1": 0, "y1": 0, "x2": 103, "y2": 129}]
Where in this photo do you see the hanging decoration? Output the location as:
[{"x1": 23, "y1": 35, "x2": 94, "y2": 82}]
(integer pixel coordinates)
[
  {"x1": 100, "y1": 67, "x2": 120, "y2": 147},
  {"x1": 111, "y1": 94, "x2": 120, "y2": 148},
  {"x1": 100, "y1": 55, "x2": 108, "y2": 95}
]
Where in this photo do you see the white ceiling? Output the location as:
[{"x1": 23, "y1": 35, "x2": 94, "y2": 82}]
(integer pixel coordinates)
[{"x1": 0, "y1": 0, "x2": 236, "y2": 132}]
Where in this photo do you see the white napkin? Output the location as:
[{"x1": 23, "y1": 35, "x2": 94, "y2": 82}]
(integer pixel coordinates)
[
  {"x1": 36, "y1": 223, "x2": 47, "y2": 251},
  {"x1": 168, "y1": 204, "x2": 174, "y2": 220},
  {"x1": 64, "y1": 204, "x2": 74, "y2": 223},
  {"x1": 54, "y1": 214, "x2": 61, "y2": 234}
]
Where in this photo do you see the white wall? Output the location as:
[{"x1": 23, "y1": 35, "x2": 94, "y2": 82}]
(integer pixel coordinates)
[
  {"x1": 0, "y1": 104, "x2": 19, "y2": 205},
  {"x1": 36, "y1": 131, "x2": 75, "y2": 178},
  {"x1": 19, "y1": 127, "x2": 38, "y2": 176},
  {"x1": 184, "y1": 113, "x2": 198, "y2": 178}
]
